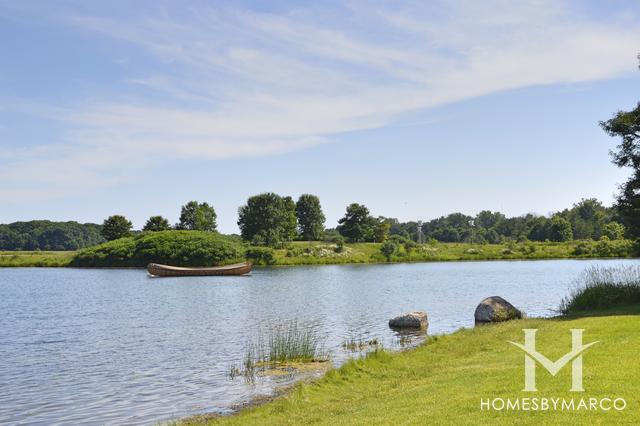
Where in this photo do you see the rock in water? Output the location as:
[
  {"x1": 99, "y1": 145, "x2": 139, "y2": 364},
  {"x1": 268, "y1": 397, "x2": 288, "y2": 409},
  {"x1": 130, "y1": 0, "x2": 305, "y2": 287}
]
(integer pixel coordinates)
[
  {"x1": 474, "y1": 296, "x2": 522, "y2": 324},
  {"x1": 388, "y1": 311, "x2": 428, "y2": 329}
]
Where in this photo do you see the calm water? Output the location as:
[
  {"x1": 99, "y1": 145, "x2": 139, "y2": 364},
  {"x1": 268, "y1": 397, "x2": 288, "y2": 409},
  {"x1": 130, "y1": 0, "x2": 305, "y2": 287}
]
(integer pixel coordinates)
[{"x1": 1, "y1": 259, "x2": 638, "y2": 425}]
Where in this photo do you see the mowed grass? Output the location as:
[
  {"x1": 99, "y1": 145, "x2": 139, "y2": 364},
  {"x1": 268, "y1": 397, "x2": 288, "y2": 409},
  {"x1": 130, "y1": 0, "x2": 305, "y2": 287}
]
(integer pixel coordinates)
[
  {"x1": 0, "y1": 250, "x2": 74, "y2": 267},
  {"x1": 183, "y1": 306, "x2": 640, "y2": 425}
]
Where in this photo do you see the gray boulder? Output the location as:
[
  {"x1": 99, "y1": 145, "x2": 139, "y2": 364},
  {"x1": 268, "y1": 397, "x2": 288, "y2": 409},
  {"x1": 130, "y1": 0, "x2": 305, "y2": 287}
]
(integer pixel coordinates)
[
  {"x1": 474, "y1": 296, "x2": 522, "y2": 324},
  {"x1": 389, "y1": 311, "x2": 428, "y2": 329}
]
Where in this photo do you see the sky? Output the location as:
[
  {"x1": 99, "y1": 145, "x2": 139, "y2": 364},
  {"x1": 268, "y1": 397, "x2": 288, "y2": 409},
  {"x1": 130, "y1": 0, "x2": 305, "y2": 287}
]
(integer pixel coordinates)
[{"x1": 1, "y1": 0, "x2": 639, "y2": 233}]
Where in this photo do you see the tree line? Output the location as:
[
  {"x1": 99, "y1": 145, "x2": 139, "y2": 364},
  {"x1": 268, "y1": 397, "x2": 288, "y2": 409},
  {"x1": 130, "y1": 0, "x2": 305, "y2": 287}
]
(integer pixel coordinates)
[
  {"x1": 0, "y1": 221, "x2": 104, "y2": 250},
  {"x1": 96, "y1": 195, "x2": 626, "y2": 247}
]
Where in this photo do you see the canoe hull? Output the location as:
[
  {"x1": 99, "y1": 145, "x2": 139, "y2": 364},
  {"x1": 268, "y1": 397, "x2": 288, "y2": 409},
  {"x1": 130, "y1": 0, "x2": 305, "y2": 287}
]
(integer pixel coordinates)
[{"x1": 147, "y1": 262, "x2": 252, "y2": 277}]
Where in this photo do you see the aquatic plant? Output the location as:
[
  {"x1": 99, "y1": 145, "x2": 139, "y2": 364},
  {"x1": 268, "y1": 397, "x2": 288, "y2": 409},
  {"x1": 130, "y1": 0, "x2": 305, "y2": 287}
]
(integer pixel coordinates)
[
  {"x1": 342, "y1": 335, "x2": 380, "y2": 352},
  {"x1": 560, "y1": 265, "x2": 640, "y2": 314}
]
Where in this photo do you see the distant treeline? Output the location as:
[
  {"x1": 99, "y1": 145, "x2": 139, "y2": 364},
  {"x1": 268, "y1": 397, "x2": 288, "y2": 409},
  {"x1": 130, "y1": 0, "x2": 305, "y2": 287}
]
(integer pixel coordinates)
[
  {"x1": 382, "y1": 198, "x2": 626, "y2": 244},
  {"x1": 0, "y1": 221, "x2": 104, "y2": 250},
  {"x1": 1, "y1": 198, "x2": 628, "y2": 251}
]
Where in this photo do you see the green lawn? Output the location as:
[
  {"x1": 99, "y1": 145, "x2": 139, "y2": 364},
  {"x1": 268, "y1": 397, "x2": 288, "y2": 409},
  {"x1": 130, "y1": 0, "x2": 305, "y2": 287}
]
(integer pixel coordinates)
[
  {"x1": 184, "y1": 306, "x2": 640, "y2": 425},
  {"x1": 0, "y1": 250, "x2": 74, "y2": 267}
]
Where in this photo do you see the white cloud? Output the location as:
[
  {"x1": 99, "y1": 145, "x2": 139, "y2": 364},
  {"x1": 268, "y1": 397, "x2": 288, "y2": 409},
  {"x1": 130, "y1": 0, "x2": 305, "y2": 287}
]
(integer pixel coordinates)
[{"x1": 1, "y1": 0, "x2": 639, "y2": 199}]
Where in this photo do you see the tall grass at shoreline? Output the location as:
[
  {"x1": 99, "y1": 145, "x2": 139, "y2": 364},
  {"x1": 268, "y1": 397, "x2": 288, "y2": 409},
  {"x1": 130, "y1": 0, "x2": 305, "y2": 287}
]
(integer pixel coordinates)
[
  {"x1": 560, "y1": 265, "x2": 640, "y2": 314},
  {"x1": 229, "y1": 321, "x2": 327, "y2": 382}
]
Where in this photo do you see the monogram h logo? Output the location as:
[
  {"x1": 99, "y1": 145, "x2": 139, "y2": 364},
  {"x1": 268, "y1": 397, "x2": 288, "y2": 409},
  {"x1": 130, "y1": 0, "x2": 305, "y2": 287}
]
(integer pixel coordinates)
[{"x1": 508, "y1": 329, "x2": 598, "y2": 392}]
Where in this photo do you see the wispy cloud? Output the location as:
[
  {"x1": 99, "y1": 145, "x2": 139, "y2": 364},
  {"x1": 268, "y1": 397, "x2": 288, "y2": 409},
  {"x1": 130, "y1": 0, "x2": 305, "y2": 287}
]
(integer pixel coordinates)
[{"x1": 1, "y1": 0, "x2": 639, "y2": 199}]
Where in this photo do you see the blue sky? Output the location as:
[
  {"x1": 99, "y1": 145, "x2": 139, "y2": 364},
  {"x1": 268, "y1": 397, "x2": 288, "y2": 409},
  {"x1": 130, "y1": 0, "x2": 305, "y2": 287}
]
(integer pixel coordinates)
[{"x1": 1, "y1": 0, "x2": 639, "y2": 233}]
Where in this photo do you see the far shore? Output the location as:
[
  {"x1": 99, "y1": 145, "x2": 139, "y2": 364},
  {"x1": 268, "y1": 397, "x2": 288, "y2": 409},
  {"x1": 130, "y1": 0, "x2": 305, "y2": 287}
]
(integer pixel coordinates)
[{"x1": 0, "y1": 240, "x2": 636, "y2": 268}]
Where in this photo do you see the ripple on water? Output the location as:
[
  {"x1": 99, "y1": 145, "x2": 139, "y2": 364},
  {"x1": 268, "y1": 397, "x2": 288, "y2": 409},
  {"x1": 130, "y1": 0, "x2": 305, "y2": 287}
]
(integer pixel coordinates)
[{"x1": 1, "y1": 259, "x2": 638, "y2": 425}]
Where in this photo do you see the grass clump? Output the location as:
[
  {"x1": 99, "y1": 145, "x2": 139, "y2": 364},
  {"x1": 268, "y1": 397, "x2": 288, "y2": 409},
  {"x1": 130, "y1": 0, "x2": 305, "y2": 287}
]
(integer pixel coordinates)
[
  {"x1": 341, "y1": 335, "x2": 380, "y2": 352},
  {"x1": 71, "y1": 230, "x2": 245, "y2": 267},
  {"x1": 560, "y1": 265, "x2": 640, "y2": 314},
  {"x1": 229, "y1": 321, "x2": 328, "y2": 383},
  {"x1": 257, "y1": 321, "x2": 327, "y2": 364},
  {"x1": 190, "y1": 306, "x2": 640, "y2": 425}
]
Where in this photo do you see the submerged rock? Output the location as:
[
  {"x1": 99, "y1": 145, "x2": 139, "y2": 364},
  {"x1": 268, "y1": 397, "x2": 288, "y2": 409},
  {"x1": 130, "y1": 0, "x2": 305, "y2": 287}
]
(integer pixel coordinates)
[
  {"x1": 388, "y1": 311, "x2": 428, "y2": 330},
  {"x1": 474, "y1": 296, "x2": 522, "y2": 324}
]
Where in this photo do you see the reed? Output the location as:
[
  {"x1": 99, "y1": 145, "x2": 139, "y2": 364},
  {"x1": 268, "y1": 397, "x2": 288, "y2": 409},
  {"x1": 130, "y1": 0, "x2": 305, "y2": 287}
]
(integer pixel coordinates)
[{"x1": 560, "y1": 265, "x2": 640, "y2": 314}]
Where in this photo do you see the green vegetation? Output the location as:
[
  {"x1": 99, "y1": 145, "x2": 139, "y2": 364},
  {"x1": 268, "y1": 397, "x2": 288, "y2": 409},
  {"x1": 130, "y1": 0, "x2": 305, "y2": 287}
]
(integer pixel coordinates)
[
  {"x1": 143, "y1": 215, "x2": 171, "y2": 232},
  {"x1": 230, "y1": 321, "x2": 328, "y2": 382},
  {"x1": 560, "y1": 265, "x2": 640, "y2": 314},
  {"x1": 0, "y1": 250, "x2": 74, "y2": 267},
  {"x1": 601, "y1": 100, "x2": 640, "y2": 238},
  {"x1": 71, "y1": 230, "x2": 244, "y2": 267},
  {"x1": 176, "y1": 201, "x2": 217, "y2": 231},
  {"x1": 0, "y1": 220, "x2": 104, "y2": 250},
  {"x1": 295, "y1": 194, "x2": 326, "y2": 241},
  {"x1": 254, "y1": 321, "x2": 326, "y2": 364},
  {"x1": 336, "y1": 203, "x2": 388, "y2": 243},
  {"x1": 264, "y1": 239, "x2": 634, "y2": 266},
  {"x1": 183, "y1": 306, "x2": 640, "y2": 425},
  {"x1": 2, "y1": 239, "x2": 635, "y2": 268},
  {"x1": 101, "y1": 215, "x2": 132, "y2": 241},
  {"x1": 238, "y1": 193, "x2": 297, "y2": 246}
]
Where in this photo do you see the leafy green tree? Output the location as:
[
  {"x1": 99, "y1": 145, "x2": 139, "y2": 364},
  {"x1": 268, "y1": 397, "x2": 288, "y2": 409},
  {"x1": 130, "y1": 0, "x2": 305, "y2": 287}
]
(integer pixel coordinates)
[
  {"x1": 237, "y1": 193, "x2": 297, "y2": 246},
  {"x1": 337, "y1": 203, "x2": 374, "y2": 242},
  {"x1": 475, "y1": 211, "x2": 505, "y2": 229},
  {"x1": 560, "y1": 198, "x2": 607, "y2": 240},
  {"x1": 601, "y1": 98, "x2": 640, "y2": 237},
  {"x1": 485, "y1": 228, "x2": 502, "y2": 244},
  {"x1": 143, "y1": 216, "x2": 171, "y2": 232},
  {"x1": 380, "y1": 240, "x2": 397, "y2": 261},
  {"x1": 295, "y1": 194, "x2": 326, "y2": 240},
  {"x1": 548, "y1": 216, "x2": 573, "y2": 242},
  {"x1": 602, "y1": 222, "x2": 625, "y2": 240},
  {"x1": 527, "y1": 216, "x2": 550, "y2": 241},
  {"x1": 374, "y1": 218, "x2": 391, "y2": 243},
  {"x1": 101, "y1": 215, "x2": 132, "y2": 241},
  {"x1": 177, "y1": 201, "x2": 217, "y2": 231}
]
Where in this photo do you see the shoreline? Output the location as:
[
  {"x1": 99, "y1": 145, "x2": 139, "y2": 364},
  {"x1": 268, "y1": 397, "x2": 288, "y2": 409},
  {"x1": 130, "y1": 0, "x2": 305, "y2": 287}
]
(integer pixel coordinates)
[
  {"x1": 175, "y1": 305, "x2": 640, "y2": 425},
  {"x1": 1, "y1": 240, "x2": 637, "y2": 268}
]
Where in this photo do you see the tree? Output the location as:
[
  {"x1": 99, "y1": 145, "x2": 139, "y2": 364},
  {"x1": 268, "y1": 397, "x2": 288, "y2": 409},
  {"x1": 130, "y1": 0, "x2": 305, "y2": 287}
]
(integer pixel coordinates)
[
  {"x1": 237, "y1": 193, "x2": 297, "y2": 246},
  {"x1": 475, "y1": 211, "x2": 505, "y2": 229},
  {"x1": 101, "y1": 215, "x2": 132, "y2": 241},
  {"x1": 602, "y1": 222, "x2": 625, "y2": 240},
  {"x1": 176, "y1": 201, "x2": 217, "y2": 231},
  {"x1": 337, "y1": 203, "x2": 374, "y2": 242},
  {"x1": 374, "y1": 219, "x2": 391, "y2": 243},
  {"x1": 143, "y1": 216, "x2": 171, "y2": 232},
  {"x1": 548, "y1": 216, "x2": 573, "y2": 242},
  {"x1": 601, "y1": 100, "x2": 640, "y2": 237},
  {"x1": 0, "y1": 221, "x2": 104, "y2": 250},
  {"x1": 380, "y1": 240, "x2": 397, "y2": 261},
  {"x1": 295, "y1": 194, "x2": 326, "y2": 240}
]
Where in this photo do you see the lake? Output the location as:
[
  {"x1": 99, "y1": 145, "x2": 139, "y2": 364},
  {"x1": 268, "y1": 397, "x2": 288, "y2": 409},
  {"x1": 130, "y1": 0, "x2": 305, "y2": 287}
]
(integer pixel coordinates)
[{"x1": 1, "y1": 258, "x2": 637, "y2": 425}]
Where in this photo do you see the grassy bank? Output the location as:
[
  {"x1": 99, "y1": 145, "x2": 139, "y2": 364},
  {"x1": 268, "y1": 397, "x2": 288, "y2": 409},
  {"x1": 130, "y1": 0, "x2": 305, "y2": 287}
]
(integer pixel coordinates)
[
  {"x1": 0, "y1": 250, "x2": 74, "y2": 267},
  {"x1": 0, "y1": 239, "x2": 635, "y2": 267},
  {"x1": 182, "y1": 306, "x2": 640, "y2": 425},
  {"x1": 264, "y1": 239, "x2": 634, "y2": 265}
]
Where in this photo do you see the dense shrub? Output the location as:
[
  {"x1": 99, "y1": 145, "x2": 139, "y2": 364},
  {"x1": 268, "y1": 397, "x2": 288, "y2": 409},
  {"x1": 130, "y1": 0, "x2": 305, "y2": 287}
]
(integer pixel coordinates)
[
  {"x1": 72, "y1": 230, "x2": 245, "y2": 267},
  {"x1": 573, "y1": 239, "x2": 633, "y2": 257},
  {"x1": 560, "y1": 266, "x2": 640, "y2": 314},
  {"x1": 245, "y1": 246, "x2": 276, "y2": 265}
]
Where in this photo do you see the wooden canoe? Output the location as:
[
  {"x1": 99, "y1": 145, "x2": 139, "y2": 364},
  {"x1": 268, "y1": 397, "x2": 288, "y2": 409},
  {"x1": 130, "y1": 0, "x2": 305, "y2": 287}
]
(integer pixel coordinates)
[{"x1": 147, "y1": 262, "x2": 252, "y2": 277}]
